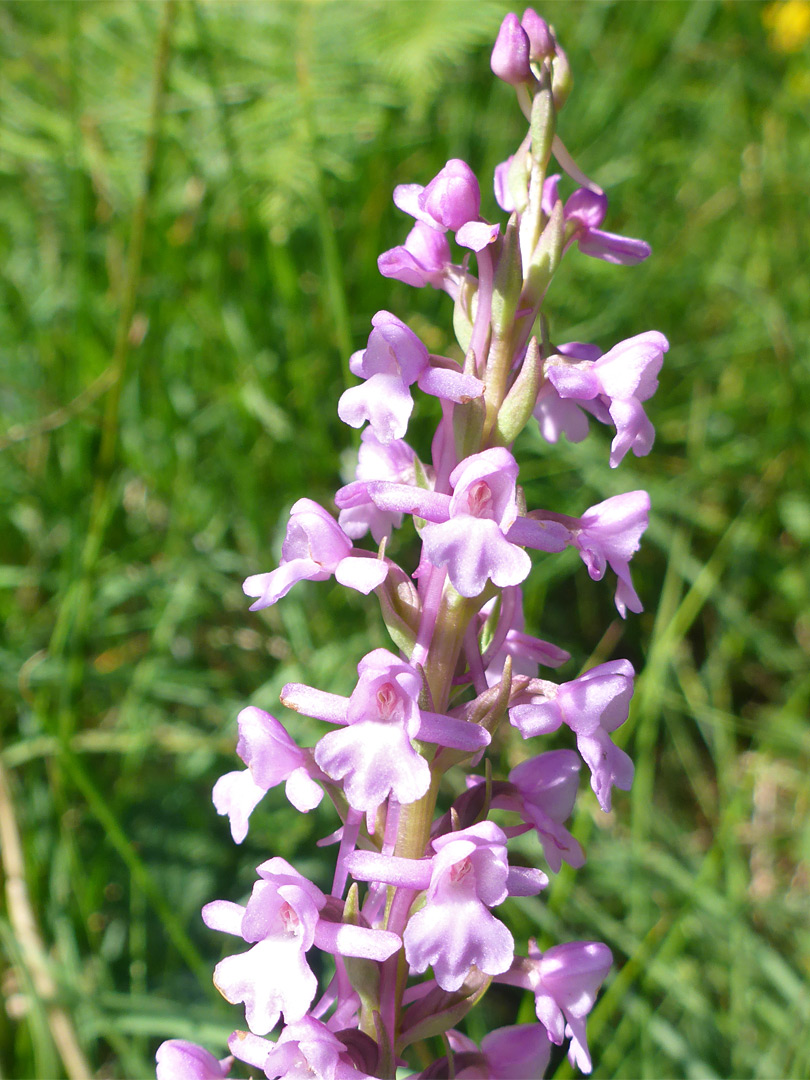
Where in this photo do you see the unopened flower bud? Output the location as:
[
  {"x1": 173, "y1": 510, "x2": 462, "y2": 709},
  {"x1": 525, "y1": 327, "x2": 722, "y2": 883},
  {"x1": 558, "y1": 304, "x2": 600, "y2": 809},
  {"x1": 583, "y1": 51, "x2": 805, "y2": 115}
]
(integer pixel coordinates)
[
  {"x1": 491, "y1": 13, "x2": 532, "y2": 86},
  {"x1": 521, "y1": 8, "x2": 555, "y2": 61}
]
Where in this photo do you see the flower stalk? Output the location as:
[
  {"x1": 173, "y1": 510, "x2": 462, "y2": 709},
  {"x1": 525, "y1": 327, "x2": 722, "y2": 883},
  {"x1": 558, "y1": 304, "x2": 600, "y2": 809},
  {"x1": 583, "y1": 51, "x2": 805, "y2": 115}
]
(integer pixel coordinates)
[{"x1": 158, "y1": 9, "x2": 666, "y2": 1080}]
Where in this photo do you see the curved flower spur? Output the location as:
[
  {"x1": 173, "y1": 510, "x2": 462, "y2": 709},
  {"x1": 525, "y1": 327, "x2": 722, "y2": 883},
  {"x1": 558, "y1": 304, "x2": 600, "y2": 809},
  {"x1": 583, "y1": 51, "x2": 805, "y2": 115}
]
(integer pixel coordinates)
[{"x1": 159, "y1": 8, "x2": 666, "y2": 1079}]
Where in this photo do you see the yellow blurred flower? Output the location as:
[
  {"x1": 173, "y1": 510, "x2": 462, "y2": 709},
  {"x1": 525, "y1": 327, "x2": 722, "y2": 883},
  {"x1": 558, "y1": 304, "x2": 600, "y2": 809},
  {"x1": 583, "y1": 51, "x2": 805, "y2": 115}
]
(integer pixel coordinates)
[{"x1": 763, "y1": 0, "x2": 810, "y2": 53}]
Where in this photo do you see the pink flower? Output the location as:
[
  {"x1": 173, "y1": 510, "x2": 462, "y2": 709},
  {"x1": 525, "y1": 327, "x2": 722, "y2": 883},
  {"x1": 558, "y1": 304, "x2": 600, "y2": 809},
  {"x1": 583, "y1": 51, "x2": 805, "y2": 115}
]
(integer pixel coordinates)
[
  {"x1": 204, "y1": 859, "x2": 399, "y2": 1036},
  {"x1": 242, "y1": 499, "x2": 388, "y2": 610},
  {"x1": 528, "y1": 491, "x2": 649, "y2": 616},
  {"x1": 504, "y1": 940, "x2": 613, "y2": 1074},
  {"x1": 510, "y1": 660, "x2": 635, "y2": 811},
  {"x1": 338, "y1": 430, "x2": 419, "y2": 544},
  {"x1": 377, "y1": 221, "x2": 460, "y2": 297},
  {"x1": 212, "y1": 708, "x2": 323, "y2": 843},
  {"x1": 403, "y1": 823, "x2": 519, "y2": 991},
  {"x1": 394, "y1": 159, "x2": 481, "y2": 233},
  {"x1": 313, "y1": 648, "x2": 430, "y2": 813},
  {"x1": 447, "y1": 1023, "x2": 552, "y2": 1080},
  {"x1": 543, "y1": 174, "x2": 651, "y2": 265},
  {"x1": 338, "y1": 311, "x2": 482, "y2": 444},
  {"x1": 546, "y1": 332, "x2": 669, "y2": 466}
]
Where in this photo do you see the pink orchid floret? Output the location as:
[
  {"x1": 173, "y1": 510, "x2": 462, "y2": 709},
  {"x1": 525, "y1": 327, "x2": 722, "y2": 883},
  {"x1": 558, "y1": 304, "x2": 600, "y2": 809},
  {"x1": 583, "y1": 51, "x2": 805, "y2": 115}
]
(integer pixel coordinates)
[
  {"x1": 505, "y1": 939, "x2": 613, "y2": 1074},
  {"x1": 313, "y1": 648, "x2": 430, "y2": 813},
  {"x1": 377, "y1": 221, "x2": 461, "y2": 298},
  {"x1": 528, "y1": 490, "x2": 649, "y2": 616},
  {"x1": 338, "y1": 430, "x2": 419, "y2": 544},
  {"x1": 546, "y1": 332, "x2": 669, "y2": 466},
  {"x1": 506, "y1": 750, "x2": 585, "y2": 871},
  {"x1": 403, "y1": 822, "x2": 535, "y2": 992},
  {"x1": 212, "y1": 708, "x2": 324, "y2": 844},
  {"x1": 242, "y1": 499, "x2": 387, "y2": 610},
  {"x1": 155, "y1": 1040, "x2": 231, "y2": 1080},
  {"x1": 335, "y1": 448, "x2": 570, "y2": 599},
  {"x1": 338, "y1": 311, "x2": 483, "y2": 444},
  {"x1": 510, "y1": 660, "x2": 635, "y2": 812},
  {"x1": 420, "y1": 448, "x2": 531, "y2": 598},
  {"x1": 204, "y1": 859, "x2": 399, "y2": 1037},
  {"x1": 542, "y1": 174, "x2": 651, "y2": 265},
  {"x1": 393, "y1": 159, "x2": 481, "y2": 233}
]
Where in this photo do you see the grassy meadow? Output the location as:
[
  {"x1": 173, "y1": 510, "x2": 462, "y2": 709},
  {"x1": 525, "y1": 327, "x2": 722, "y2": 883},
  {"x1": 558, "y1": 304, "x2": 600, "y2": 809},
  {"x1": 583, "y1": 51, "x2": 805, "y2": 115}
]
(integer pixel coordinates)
[{"x1": 1, "y1": 1, "x2": 808, "y2": 1077}]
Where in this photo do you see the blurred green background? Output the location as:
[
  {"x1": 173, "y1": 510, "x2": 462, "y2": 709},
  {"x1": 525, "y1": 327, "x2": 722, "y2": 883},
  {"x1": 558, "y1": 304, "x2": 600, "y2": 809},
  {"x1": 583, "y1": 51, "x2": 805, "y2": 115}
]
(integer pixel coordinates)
[{"x1": 1, "y1": 1, "x2": 808, "y2": 1077}]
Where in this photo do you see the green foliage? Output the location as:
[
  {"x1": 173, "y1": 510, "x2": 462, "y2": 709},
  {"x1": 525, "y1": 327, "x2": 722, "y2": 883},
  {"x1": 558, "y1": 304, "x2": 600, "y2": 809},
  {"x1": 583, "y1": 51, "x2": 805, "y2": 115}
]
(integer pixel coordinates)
[{"x1": 1, "y1": 1, "x2": 808, "y2": 1077}]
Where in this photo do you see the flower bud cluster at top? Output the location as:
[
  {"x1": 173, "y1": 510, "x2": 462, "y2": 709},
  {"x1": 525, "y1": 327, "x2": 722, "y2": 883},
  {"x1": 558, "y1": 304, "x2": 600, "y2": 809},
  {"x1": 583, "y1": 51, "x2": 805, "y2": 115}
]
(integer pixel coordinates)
[{"x1": 158, "y1": 10, "x2": 667, "y2": 1080}]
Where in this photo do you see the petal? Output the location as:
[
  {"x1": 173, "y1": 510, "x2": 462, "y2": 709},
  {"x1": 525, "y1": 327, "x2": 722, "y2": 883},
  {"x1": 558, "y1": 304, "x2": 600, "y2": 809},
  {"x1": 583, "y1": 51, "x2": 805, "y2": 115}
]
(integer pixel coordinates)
[
  {"x1": 212, "y1": 769, "x2": 265, "y2": 844},
  {"x1": 337, "y1": 374, "x2": 414, "y2": 444},
  {"x1": 242, "y1": 559, "x2": 322, "y2": 610},
  {"x1": 285, "y1": 767, "x2": 324, "y2": 813},
  {"x1": 577, "y1": 228, "x2": 651, "y2": 265},
  {"x1": 314, "y1": 722, "x2": 430, "y2": 813},
  {"x1": 334, "y1": 554, "x2": 388, "y2": 594},
  {"x1": 455, "y1": 220, "x2": 500, "y2": 251},
  {"x1": 422, "y1": 517, "x2": 531, "y2": 598}
]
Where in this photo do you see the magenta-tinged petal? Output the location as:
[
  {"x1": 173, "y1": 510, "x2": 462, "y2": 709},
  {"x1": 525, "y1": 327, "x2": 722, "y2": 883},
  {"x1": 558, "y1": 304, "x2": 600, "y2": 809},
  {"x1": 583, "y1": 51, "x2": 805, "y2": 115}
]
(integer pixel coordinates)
[
  {"x1": 281, "y1": 683, "x2": 349, "y2": 725},
  {"x1": 314, "y1": 722, "x2": 430, "y2": 813},
  {"x1": 228, "y1": 1030, "x2": 273, "y2": 1071},
  {"x1": 608, "y1": 397, "x2": 655, "y2": 467},
  {"x1": 533, "y1": 385, "x2": 591, "y2": 444},
  {"x1": 456, "y1": 220, "x2": 500, "y2": 251},
  {"x1": 156, "y1": 1040, "x2": 230, "y2": 1080},
  {"x1": 613, "y1": 568, "x2": 643, "y2": 618},
  {"x1": 417, "y1": 710, "x2": 490, "y2": 751},
  {"x1": 422, "y1": 517, "x2": 531, "y2": 598},
  {"x1": 404, "y1": 896, "x2": 514, "y2": 992},
  {"x1": 593, "y1": 331, "x2": 667, "y2": 400},
  {"x1": 491, "y1": 12, "x2": 532, "y2": 85},
  {"x1": 312, "y1": 920, "x2": 401, "y2": 961},
  {"x1": 242, "y1": 559, "x2": 323, "y2": 610},
  {"x1": 345, "y1": 850, "x2": 433, "y2": 890},
  {"x1": 480, "y1": 1024, "x2": 552, "y2": 1080},
  {"x1": 336, "y1": 480, "x2": 451, "y2": 525},
  {"x1": 546, "y1": 363, "x2": 601, "y2": 401},
  {"x1": 237, "y1": 708, "x2": 306, "y2": 787},
  {"x1": 577, "y1": 228, "x2": 651, "y2": 265},
  {"x1": 521, "y1": 8, "x2": 555, "y2": 59},
  {"x1": 509, "y1": 750, "x2": 581, "y2": 823},
  {"x1": 213, "y1": 938, "x2": 316, "y2": 1035},
  {"x1": 337, "y1": 373, "x2": 414, "y2": 444},
  {"x1": 202, "y1": 899, "x2": 246, "y2": 937},
  {"x1": 510, "y1": 697, "x2": 563, "y2": 738},
  {"x1": 333, "y1": 554, "x2": 388, "y2": 594},
  {"x1": 506, "y1": 516, "x2": 570, "y2": 552},
  {"x1": 392, "y1": 182, "x2": 429, "y2": 223},
  {"x1": 417, "y1": 365, "x2": 484, "y2": 404},
  {"x1": 577, "y1": 729, "x2": 634, "y2": 811},
  {"x1": 212, "y1": 769, "x2": 265, "y2": 844},
  {"x1": 285, "y1": 767, "x2": 324, "y2": 813},
  {"x1": 506, "y1": 866, "x2": 549, "y2": 896},
  {"x1": 420, "y1": 159, "x2": 481, "y2": 231},
  {"x1": 564, "y1": 188, "x2": 607, "y2": 230},
  {"x1": 557, "y1": 669, "x2": 634, "y2": 737}
]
